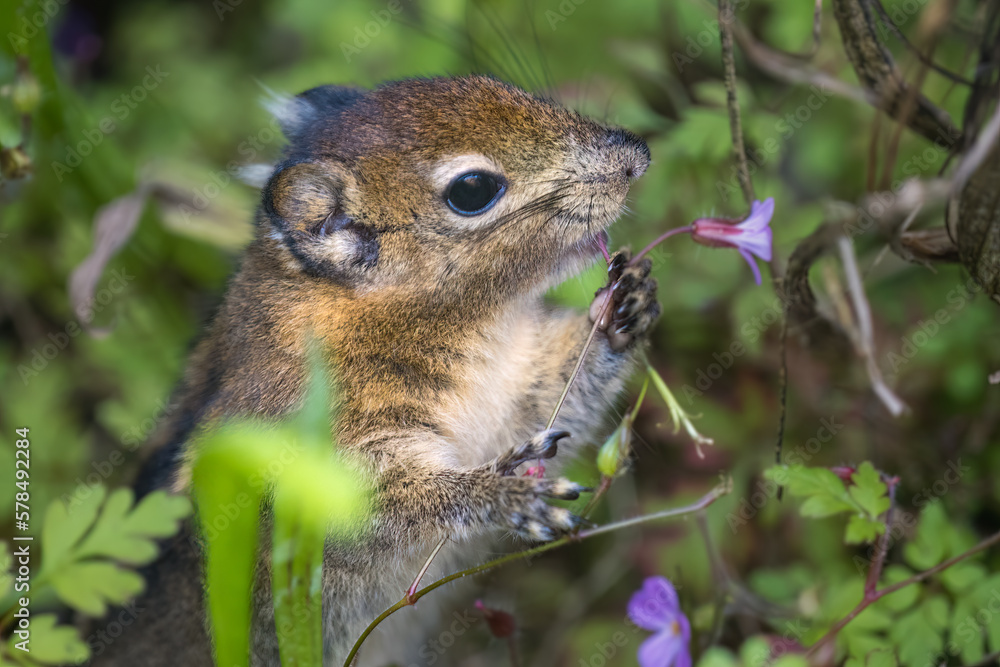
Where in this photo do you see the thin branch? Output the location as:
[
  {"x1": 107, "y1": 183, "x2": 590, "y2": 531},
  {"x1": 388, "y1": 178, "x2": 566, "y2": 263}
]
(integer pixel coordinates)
[
  {"x1": 774, "y1": 309, "x2": 788, "y2": 487},
  {"x1": 719, "y1": 0, "x2": 755, "y2": 207},
  {"x1": 951, "y1": 100, "x2": 1000, "y2": 194},
  {"x1": 580, "y1": 475, "x2": 613, "y2": 518},
  {"x1": 698, "y1": 512, "x2": 732, "y2": 648},
  {"x1": 733, "y1": 23, "x2": 870, "y2": 104},
  {"x1": 864, "y1": 478, "x2": 897, "y2": 597},
  {"x1": 836, "y1": 236, "x2": 908, "y2": 416},
  {"x1": 342, "y1": 483, "x2": 730, "y2": 667},
  {"x1": 804, "y1": 0, "x2": 823, "y2": 57}
]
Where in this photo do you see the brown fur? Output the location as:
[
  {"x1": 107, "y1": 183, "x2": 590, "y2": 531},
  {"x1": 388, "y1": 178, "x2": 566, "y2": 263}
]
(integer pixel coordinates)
[{"x1": 90, "y1": 75, "x2": 658, "y2": 666}]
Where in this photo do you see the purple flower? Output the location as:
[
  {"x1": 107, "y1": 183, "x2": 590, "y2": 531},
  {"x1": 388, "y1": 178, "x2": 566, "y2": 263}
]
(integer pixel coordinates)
[
  {"x1": 627, "y1": 576, "x2": 691, "y2": 667},
  {"x1": 691, "y1": 198, "x2": 774, "y2": 285}
]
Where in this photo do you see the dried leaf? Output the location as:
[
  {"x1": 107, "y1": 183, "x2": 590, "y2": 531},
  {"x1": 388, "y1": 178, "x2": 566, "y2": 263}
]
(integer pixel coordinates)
[{"x1": 68, "y1": 188, "x2": 148, "y2": 336}]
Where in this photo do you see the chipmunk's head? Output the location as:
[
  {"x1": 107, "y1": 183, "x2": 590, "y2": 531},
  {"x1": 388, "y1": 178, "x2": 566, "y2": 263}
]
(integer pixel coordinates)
[{"x1": 261, "y1": 75, "x2": 649, "y2": 301}]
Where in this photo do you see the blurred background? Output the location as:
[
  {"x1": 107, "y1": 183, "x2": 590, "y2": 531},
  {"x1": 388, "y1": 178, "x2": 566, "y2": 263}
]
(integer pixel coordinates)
[{"x1": 1, "y1": 0, "x2": 998, "y2": 664}]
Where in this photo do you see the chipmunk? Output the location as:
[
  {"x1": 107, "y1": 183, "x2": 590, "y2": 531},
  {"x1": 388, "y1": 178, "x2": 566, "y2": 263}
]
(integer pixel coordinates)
[{"x1": 90, "y1": 75, "x2": 659, "y2": 667}]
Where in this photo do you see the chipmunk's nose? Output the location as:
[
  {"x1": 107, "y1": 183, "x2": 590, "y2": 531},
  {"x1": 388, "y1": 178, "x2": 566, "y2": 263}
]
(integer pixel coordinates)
[{"x1": 605, "y1": 127, "x2": 651, "y2": 181}]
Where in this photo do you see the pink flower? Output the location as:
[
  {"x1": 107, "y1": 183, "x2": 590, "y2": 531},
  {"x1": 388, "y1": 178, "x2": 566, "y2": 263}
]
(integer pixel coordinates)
[
  {"x1": 628, "y1": 576, "x2": 691, "y2": 667},
  {"x1": 691, "y1": 198, "x2": 774, "y2": 285}
]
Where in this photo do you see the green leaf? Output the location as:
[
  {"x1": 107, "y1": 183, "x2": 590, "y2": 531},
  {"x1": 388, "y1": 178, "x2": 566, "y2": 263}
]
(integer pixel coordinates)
[
  {"x1": 765, "y1": 466, "x2": 851, "y2": 508},
  {"x1": 845, "y1": 632, "x2": 887, "y2": 663},
  {"x1": 272, "y1": 489, "x2": 326, "y2": 666},
  {"x1": 192, "y1": 356, "x2": 367, "y2": 667},
  {"x1": 39, "y1": 486, "x2": 190, "y2": 577},
  {"x1": 848, "y1": 463, "x2": 890, "y2": 518},
  {"x1": 273, "y1": 355, "x2": 355, "y2": 665},
  {"x1": 192, "y1": 427, "x2": 265, "y2": 667},
  {"x1": 890, "y1": 608, "x2": 944, "y2": 667},
  {"x1": 696, "y1": 647, "x2": 739, "y2": 667},
  {"x1": 940, "y1": 563, "x2": 985, "y2": 595},
  {"x1": 765, "y1": 464, "x2": 889, "y2": 544},
  {"x1": 922, "y1": 595, "x2": 950, "y2": 631},
  {"x1": 800, "y1": 494, "x2": 855, "y2": 518},
  {"x1": 772, "y1": 655, "x2": 809, "y2": 667},
  {"x1": 845, "y1": 514, "x2": 885, "y2": 544},
  {"x1": 35, "y1": 486, "x2": 190, "y2": 615},
  {"x1": 874, "y1": 565, "x2": 919, "y2": 613},
  {"x1": 646, "y1": 364, "x2": 714, "y2": 450},
  {"x1": 0, "y1": 541, "x2": 11, "y2": 600},
  {"x1": 38, "y1": 486, "x2": 107, "y2": 580},
  {"x1": 771, "y1": 653, "x2": 809, "y2": 667},
  {"x1": 73, "y1": 489, "x2": 191, "y2": 565},
  {"x1": 851, "y1": 605, "x2": 894, "y2": 633},
  {"x1": 49, "y1": 561, "x2": 144, "y2": 616},
  {"x1": 868, "y1": 650, "x2": 898, "y2": 667},
  {"x1": 846, "y1": 648, "x2": 897, "y2": 667},
  {"x1": 951, "y1": 594, "x2": 986, "y2": 665},
  {"x1": 8, "y1": 614, "x2": 89, "y2": 665},
  {"x1": 986, "y1": 575, "x2": 1000, "y2": 652},
  {"x1": 739, "y1": 636, "x2": 771, "y2": 666},
  {"x1": 903, "y1": 502, "x2": 948, "y2": 570}
]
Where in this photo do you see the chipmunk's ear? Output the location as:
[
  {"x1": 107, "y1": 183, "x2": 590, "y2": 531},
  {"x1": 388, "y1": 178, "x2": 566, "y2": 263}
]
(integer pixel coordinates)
[{"x1": 262, "y1": 161, "x2": 379, "y2": 281}]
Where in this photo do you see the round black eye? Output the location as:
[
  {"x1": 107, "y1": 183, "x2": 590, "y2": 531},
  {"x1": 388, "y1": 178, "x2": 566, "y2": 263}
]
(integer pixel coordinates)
[{"x1": 446, "y1": 172, "x2": 505, "y2": 215}]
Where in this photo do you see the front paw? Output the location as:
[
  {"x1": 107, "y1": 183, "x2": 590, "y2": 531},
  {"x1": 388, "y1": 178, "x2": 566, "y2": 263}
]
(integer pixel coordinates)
[
  {"x1": 590, "y1": 248, "x2": 661, "y2": 351},
  {"x1": 491, "y1": 429, "x2": 569, "y2": 475},
  {"x1": 484, "y1": 432, "x2": 586, "y2": 541},
  {"x1": 493, "y1": 475, "x2": 586, "y2": 542}
]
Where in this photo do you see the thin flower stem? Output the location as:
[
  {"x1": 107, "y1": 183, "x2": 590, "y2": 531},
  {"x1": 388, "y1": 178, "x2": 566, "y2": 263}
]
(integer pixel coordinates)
[
  {"x1": 864, "y1": 478, "x2": 897, "y2": 597},
  {"x1": 507, "y1": 636, "x2": 522, "y2": 667},
  {"x1": 804, "y1": 529, "x2": 1000, "y2": 658},
  {"x1": 544, "y1": 289, "x2": 613, "y2": 430},
  {"x1": 583, "y1": 384, "x2": 648, "y2": 517},
  {"x1": 342, "y1": 483, "x2": 730, "y2": 667},
  {"x1": 719, "y1": 0, "x2": 756, "y2": 207},
  {"x1": 405, "y1": 536, "x2": 448, "y2": 603},
  {"x1": 580, "y1": 475, "x2": 613, "y2": 519},
  {"x1": 631, "y1": 226, "x2": 693, "y2": 266}
]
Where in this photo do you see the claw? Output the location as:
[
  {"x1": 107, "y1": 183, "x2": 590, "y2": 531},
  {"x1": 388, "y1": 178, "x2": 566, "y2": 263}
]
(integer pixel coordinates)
[
  {"x1": 538, "y1": 429, "x2": 570, "y2": 459},
  {"x1": 547, "y1": 479, "x2": 586, "y2": 500},
  {"x1": 615, "y1": 314, "x2": 639, "y2": 335}
]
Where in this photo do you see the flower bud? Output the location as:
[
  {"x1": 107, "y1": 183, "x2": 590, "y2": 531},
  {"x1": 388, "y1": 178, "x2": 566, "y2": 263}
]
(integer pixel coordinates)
[
  {"x1": 597, "y1": 414, "x2": 632, "y2": 478},
  {"x1": 475, "y1": 600, "x2": 516, "y2": 638},
  {"x1": 11, "y1": 68, "x2": 41, "y2": 115}
]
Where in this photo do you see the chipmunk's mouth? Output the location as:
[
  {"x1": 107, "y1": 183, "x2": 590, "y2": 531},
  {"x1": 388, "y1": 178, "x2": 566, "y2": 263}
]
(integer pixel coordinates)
[
  {"x1": 545, "y1": 230, "x2": 613, "y2": 291},
  {"x1": 594, "y1": 231, "x2": 610, "y2": 262},
  {"x1": 560, "y1": 231, "x2": 611, "y2": 276}
]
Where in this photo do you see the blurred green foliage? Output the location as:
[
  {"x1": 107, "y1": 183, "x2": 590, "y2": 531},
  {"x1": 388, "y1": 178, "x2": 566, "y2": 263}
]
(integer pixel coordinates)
[
  {"x1": 192, "y1": 351, "x2": 366, "y2": 667},
  {"x1": 0, "y1": 485, "x2": 189, "y2": 665},
  {"x1": 1, "y1": 0, "x2": 999, "y2": 664}
]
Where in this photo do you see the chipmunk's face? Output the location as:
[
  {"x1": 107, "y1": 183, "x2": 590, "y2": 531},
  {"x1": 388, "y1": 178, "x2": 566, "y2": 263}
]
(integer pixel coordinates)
[{"x1": 262, "y1": 76, "x2": 649, "y2": 300}]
